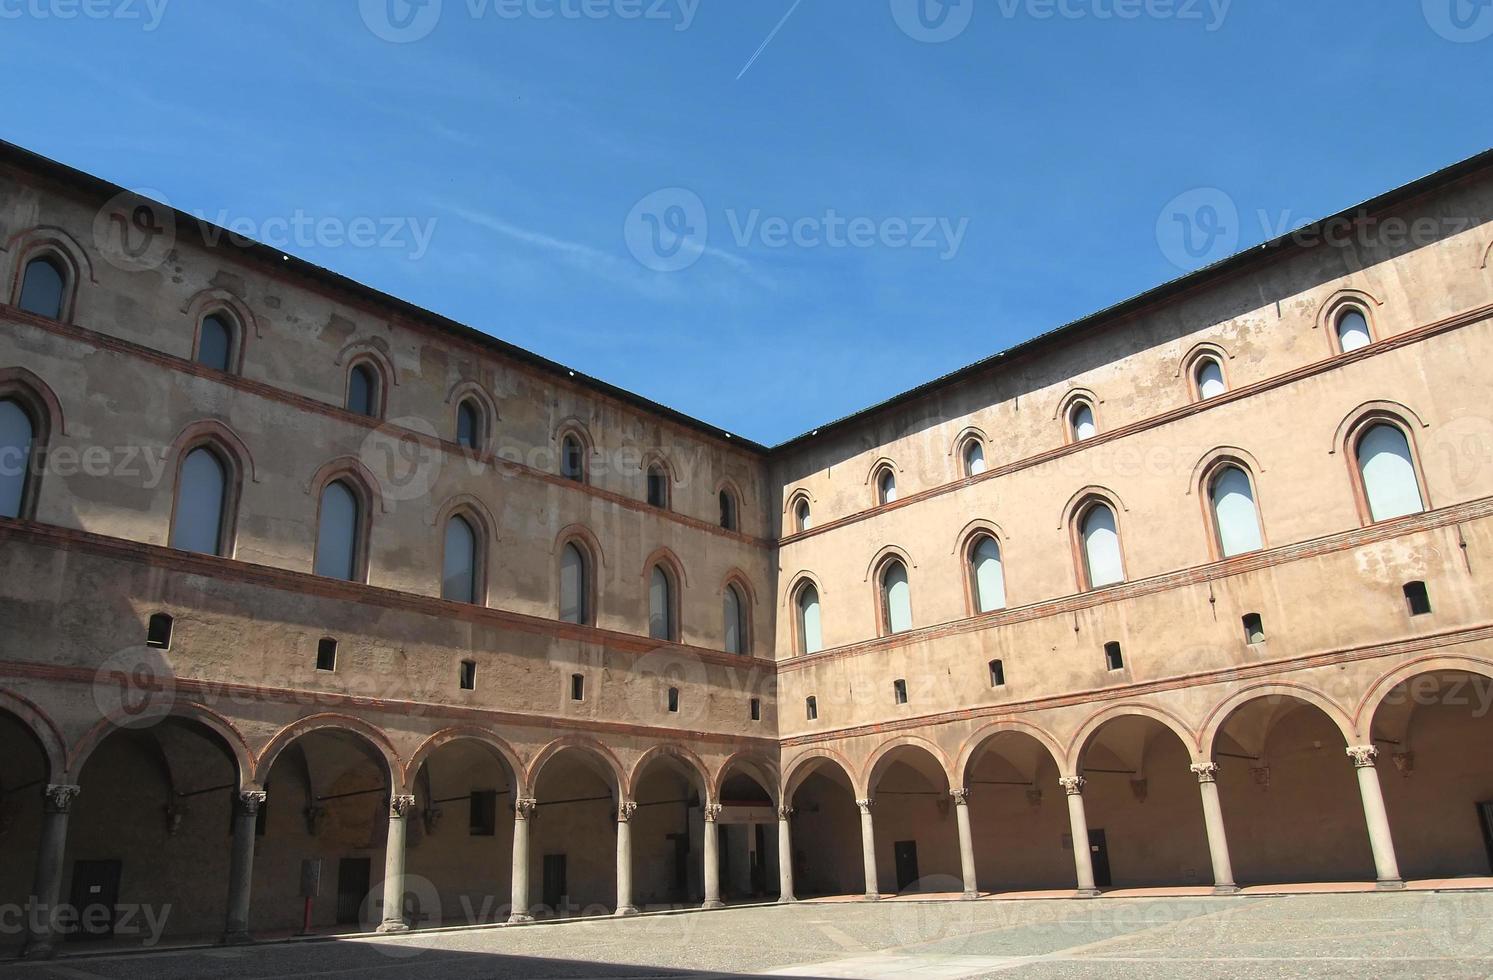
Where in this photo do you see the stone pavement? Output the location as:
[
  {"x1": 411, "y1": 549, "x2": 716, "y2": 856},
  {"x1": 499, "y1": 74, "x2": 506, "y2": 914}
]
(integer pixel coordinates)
[{"x1": 4, "y1": 891, "x2": 1493, "y2": 979}]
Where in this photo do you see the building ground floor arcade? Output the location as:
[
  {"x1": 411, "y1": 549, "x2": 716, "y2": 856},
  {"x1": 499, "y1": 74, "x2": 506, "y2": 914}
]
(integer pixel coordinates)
[{"x1": 5, "y1": 642, "x2": 1493, "y2": 958}]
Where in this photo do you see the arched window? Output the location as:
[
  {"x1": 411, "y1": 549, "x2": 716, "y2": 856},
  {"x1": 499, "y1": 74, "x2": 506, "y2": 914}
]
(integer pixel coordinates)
[
  {"x1": 18, "y1": 256, "x2": 65, "y2": 320},
  {"x1": 1070, "y1": 402, "x2": 1097, "y2": 442},
  {"x1": 795, "y1": 582, "x2": 823, "y2": 655},
  {"x1": 794, "y1": 497, "x2": 812, "y2": 533},
  {"x1": 879, "y1": 559, "x2": 912, "y2": 635},
  {"x1": 963, "y1": 439, "x2": 986, "y2": 477},
  {"x1": 170, "y1": 446, "x2": 230, "y2": 556},
  {"x1": 456, "y1": 399, "x2": 483, "y2": 451},
  {"x1": 559, "y1": 542, "x2": 590, "y2": 625},
  {"x1": 196, "y1": 313, "x2": 236, "y2": 373},
  {"x1": 1079, "y1": 502, "x2": 1124, "y2": 589},
  {"x1": 315, "y1": 479, "x2": 364, "y2": 581},
  {"x1": 1336, "y1": 309, "x2": 1372, "y2": 353},
  {"x1": 968, "y1": 534, "x2": 1006, "y2": 613},
  {"x1": 719, "y1": 489, "x2": 738, "y2": 531},
  {"x1": 346, "y1": 363, "x2": 381, "y2": 418},
  {"x1": 442, "y1": 515, "x2": 479, "y2": 603},
  {"x1": 876, "y1": 467, "x2": 897, "y2": 505},
  {"x1": 1195, "y1": 358, "x2": 1226, "y2": 399},
  {"x1": 646, "y1": 464, "x2": 670, "y2": 509},
  {"x1": 649, "y1": 564, "x2": 677, "y2": 641},
  {"x1": 561, "y1": 434, "x2": 586, "y2": 482},
  {"x1": 1356, "y1": 424, "x2": 1425, "y2": 522},
  {"x1": 0, "y1": 398, "x2": 36, "y2": 519},
  {"x1": 1208, "y1": 465, "x2": 1263, "y2": 557},
  {"x1": 724, "y1": 583, "x2": 748, "y2": 655}
]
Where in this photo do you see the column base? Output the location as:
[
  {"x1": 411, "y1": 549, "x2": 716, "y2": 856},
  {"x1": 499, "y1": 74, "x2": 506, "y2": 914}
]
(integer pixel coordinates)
[
  {"x1": 1074, "y1": 888, "x2": 1102, "y2": 898},
  {"x1": 376, "y1": 921, "x2": 411, "y2": 934},
  {"x1": 1211, "y1": 884, "x2": 1241, "y2": 896},
  {"x1": 777, "y1": 895, "x2": 797, "y2": 904},
  {"x1": 507, "y1": 912, "x2": 533, "y2": 925},
  {"x1": 219, "y1": 930, "x2": 254, "y2": 946},
  {"x1": 701, "y1": 901, "x2": 724, "y2": 910},
  {"x1": 1375, "y1": 879, "x2": 1406, "y2": 891},
  {"x1": 862, "y1": 893, "x2": 881, "y2": 902},
  {"x1": 961, "y1": 891, "x2": 980, "y2": 901},
  {"x1": 614, "y1": 905, "x2": 639, "y2": 917},
  {"x1": 20, "y1": 940, "x2": 56, "y2": 960}
]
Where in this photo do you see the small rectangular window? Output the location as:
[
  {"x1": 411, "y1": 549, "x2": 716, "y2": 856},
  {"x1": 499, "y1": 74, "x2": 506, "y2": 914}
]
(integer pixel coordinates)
[
  {"x1": 570, "y1": 673, "x2": 585, "y2": 702},
  {"x1": 989, "y1": 659, "x2": 1006, "y2": 688},
  {"x1": 316, "y1": 638, "x2": 338, "y2": 672},
  {"x1": 1242, "y1": 614, "x2": 1265, "y2": 645},
  {"x1": 459, "y1": 660, "x2": 477, "y2": 691},
  {"x1": 1404, "y1": 581, "x2": 1432, "y2": 617},
  {"x1": 469, "y1": 790, "x2": 497, "y2": 836},
  {"x1": 667, "y1": 687, "x2": 680, "y2": 713},
  {"x1": 806, "y1": 696, "x2": 818, "y2": 721},
  {"x1": 1104, "y1": 642, "x2": 1124, "y2": 672},
  {"x1": 893, "y1": 679, "x2": 908, "y2": 705},
  {"x1": 750, "y1": 697, "x2": 761, "y2": 721},
  {"x1": 146, "y1": 613, "x2": 174, "y2": 650}
]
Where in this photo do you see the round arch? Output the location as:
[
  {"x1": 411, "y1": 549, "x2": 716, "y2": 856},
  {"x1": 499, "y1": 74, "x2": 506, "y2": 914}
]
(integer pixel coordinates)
[
  {"x1": 526, "y1": 735, "x2": 626, "y2": 795},
  {"x1": 403, "y1": 726, "x2": 526, "y2": 798},
  {"x1": 254, "y1": 713, "x2": 402, "y2": 792},
  {"x1": 1199, "y1": 683, "x2": 1356, "y2": 761},
  {"x1": 782, "y1": 748, "x2": 856, "y2": 802},
  {"x1": 1355, "y1": 654, "x2": 1493, "y2": 734},
  {"x1": 712, "y1": 750, "x2": 781, "y2": 806},
  {"x1": 861, "y1": 736, "x2": 953, "y2": 798},
  {"x1": 628, "y1": 744, "x2": 711, "y2": 800},
  {"x1": 69, "y1": 700, "x2": 256, "y2": 791},
  {"x1": 1066, "y1": 702, "x2": 1201, "y2": 771},
  {"x1": 0, "y1": 688, "x2": 67, "y2": 781},
  {"x1": 955, "y1": 719, "x2": 1064, "y2": 787}
]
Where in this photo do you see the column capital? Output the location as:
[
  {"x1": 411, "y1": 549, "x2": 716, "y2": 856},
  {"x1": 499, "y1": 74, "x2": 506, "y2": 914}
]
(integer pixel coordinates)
[
  {"x1": 855, "y1": 798, "x2": 874, "y2": 814},
  {"x1": 1346, "y1": 745, "x2": 1379, "y2": 769},
  {"x1": 1059, "y1": 775, "x2": 1085, "y2": 796},
  {"x1": 950, "y1": 788, "x2": 971, "y2": 805},
  {"x1": 618, "y1": 801, "x2": 638, "y2": 823},
  {"x1": 777, "y1": 804, "x2": 795, "y2": 820},
  {"x1": 43, "y1": 784, "x2": 80, "y2": 814},
  {"x1": 704, "y1": 803, "x2": 723, "y2": 822},
  {"x1": 389, "y1": 794, "x2": 417, "y2": 818},
  {"x1": 238, "y1": 789, "x2": 268, "y2": 814},
  {"x1": 1190, "y1": 762, "x2": 1219, "y2": 784},
  {"x1": 515, "y1": 797, "x2": 538, "y2": 819}
]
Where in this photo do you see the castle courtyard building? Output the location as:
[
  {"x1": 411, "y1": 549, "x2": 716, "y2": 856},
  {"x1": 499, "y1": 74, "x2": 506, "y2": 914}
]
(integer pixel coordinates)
[{"x1": 3, "y1": 141, "x2": 1493, "y2": 956}]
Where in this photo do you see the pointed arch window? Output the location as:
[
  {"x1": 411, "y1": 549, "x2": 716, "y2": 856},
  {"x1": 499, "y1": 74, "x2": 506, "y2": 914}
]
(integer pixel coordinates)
[
  {"x1": 1208, "y1": 465, "x2": 1263, "y2": 557},
  {"x1": 1336, "y1": 309, "x2": 1372, "y2": 353},
  {"x1": 561, "y1": 434, "x2": 587, "y2": 482},
  {"x1": 1356, "y1": 423, "x2": 1425, "y2": 522},
  {"x1": 1070, "y1": 402, "x2": 1097, "y2": 442},
  {"x1": 315, "y1": 479, "x2": 365, "y2": 581},
  {"x1": 196, "y1": 313, "x2": 237, "y2": 373},
  {"x1": 170, "y1": 446, "x2": 232, "y2": 556},
  {"x1": 724, "y1": 583, "x2": 748, "y2": 655},
  {"x1": 559, "y1": 542, "x2": 591, "y2": 625},
  {"x1": 963, "y1": 439, "x2": 986, "y2": 477},
  {"x1": 796, "y1": 582, "x2": 823, "y2": 655},
  {"x1": 647, "y1": 464, "x2": 670, "y2": 509},
  {"x1": 649, "y1": 564, "x2": 677, "y2": 641},
  {"x1": 18, "y1": 256, "x2": 66, "y2": 320},
  {"x1": 1079, "y1": 501, "x2": 1124, "y2": 589},
  {"x1": 719, "y1": 489, "x2": 738, "y2": 531},
  {"x1": 442, "y1": 515, "x2": 479, "y2": 603},
  {"x1": 0, "y1": 398, "x2": 36, "y2": 520},
  {"x1": 879, "y1": 559, "x2": 913, "y2": 635},
  {"x1": 876, "y1": 467, "x2": 897, "y2": 505},
  {"x1": 1195, "y1": 358, "x2": 1226, "y2": 399},
  {"x1": 346, "y1": 362, "x2": 382, "y2": 418},
  {"x1": 968, "y1": 534, "x2": 1006, "y2": 613},
  {"x1": 456, "y1": 399, "x2": 483, "y2": 451},
  {"x1": 794, "y1": 497, "x2": 812, "y2": 533}
]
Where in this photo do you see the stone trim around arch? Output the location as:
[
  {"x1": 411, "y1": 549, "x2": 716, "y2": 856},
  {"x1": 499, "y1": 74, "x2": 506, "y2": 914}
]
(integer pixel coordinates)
[
  {"x1": 1333, "y1": 403, "x2": 1435, "y2": 526},
  {"x1": 69, "y1": 700, "x2": 257, "y2": 792},
  {"x1": 403, "y1": 726, "x2": 526, "y2": 799},
  {"x1": 713, "y1": 750, "x2": 781, "y2": 806},
  {"x1": 1197, "y1": 682, "x2": 1357, "y2": 762},
  {"x1": 6, "y1": 226, "x2": 95, "y2": 323},
  {"x1": 525, "y1": 734, "x2": 627, "y2": 797},
  {"x1": 954, "y1": 719, "x2": 1065, "y2": 787},
  {"x1": 254, "y1": 713, "x2": 403, "y2": 793},
  {"x1": 1064, "y1": 701, "x2": 1203, "y2": 771},
  {"x1": 166, "y1": 419, "x2": 261, "y2": 484},
  {"x1": 782, "y1": 747, "x2": 856, "y2": 802},
  {"x1": 627, "y1": 743, "x2": 712, "y2": 800},
  {"x1": 1354, "y1": 653, "x2": 1493, "y2": 734},
  {"x1": 1315, "y1": 287, "x2": 1385, "y2": 345},
  {"x1": 859, "y1": 734, "x2": 954, "y2": 799},
  {"x1": 0, "y1": 687, "x2": 68, "y2": 782}
]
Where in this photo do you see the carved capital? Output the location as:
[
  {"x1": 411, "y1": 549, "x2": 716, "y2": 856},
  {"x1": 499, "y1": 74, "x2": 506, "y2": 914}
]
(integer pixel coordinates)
[
  {"x1": 1059, "y1": 775, "x2": 1085, "y2": 796},
  {"x1": 618, "y1": 801, "x2": 638, "y2": 823},
  {"x1": 514, "y1": 798, "x2": 538, "y2": 820},
  {"x1": 1346, "y1": 745, "x2": 1379, "y2": 769},
  {"x1": 43, "y1": 784, "x2": 80, "y2": 814},
  {"x1": 389, "y1": 794, "x2": 417, "y2": 818},
  {"x1": 855, "y1": 798, "x2": 874, "y2": 814},
  {"x1": 704, "y1": 803, "x2": 723, "y2": 822},
  {"x1": 1190, "y1": 762, "x2": 1219, "y2": 784},
  {"x1": 239, "y1": 790, "x2": 268, "y2": 815},
  {"x1": 776, "y1": 805, "x2": 795, "y2": 820},
  {"x1": 950, "y1": 788, "x2": 970, "y2": 805}
]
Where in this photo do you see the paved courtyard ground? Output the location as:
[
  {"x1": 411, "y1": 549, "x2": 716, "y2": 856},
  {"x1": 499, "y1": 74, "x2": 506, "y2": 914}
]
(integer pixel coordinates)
[{"x1": 5, "y1": 891, "x2": 1493, "y2": 979}]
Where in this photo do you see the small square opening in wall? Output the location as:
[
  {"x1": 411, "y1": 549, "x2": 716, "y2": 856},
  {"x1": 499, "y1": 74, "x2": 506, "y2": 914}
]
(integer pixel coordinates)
[
  {"x1": 893, "y1": 679, "x2": 909, "y2": 705},
  {"x1": 1104, "y1": 642, "x2": 1124, "y2": 671},
  {"x1": 459, "y1": 660, "x2": 477, "y2": 691},
  {"x1": 806, "y1": 696, "x2": 818, "y2": 721},
  {"x1": 146, "y1": 613, "x2": 174, "y2": 650},
  {"x1": 570, "y1": 674, "x2": 585, "y2": 702},
  {"x1": 750, "y1": 698, "x2": 761, "y2": 721},
  {"x1": 469, "y1": 790, "x2": 497, "y2": 836},
  {"x1": 989, "y1": 659, "x2": 1006, "y2": 688},
  {"x1": 316, "y1": 638, "x2": 338, "y2": 672},
  {"x1": 1404, "y1": 581, "x2": 1432, "y2": 617},
  {"x1": 667, "y1": 686, "x2": 680, "y2": 713},
  {"x1": 1242, "y1": 614, "x2": 1265, "y2": 645}
]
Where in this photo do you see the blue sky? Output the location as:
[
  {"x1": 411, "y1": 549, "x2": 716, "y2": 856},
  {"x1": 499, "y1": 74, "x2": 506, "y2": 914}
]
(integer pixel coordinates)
[{"x1": 4, "y1": 1, "x2": 1490, "y2": 444}]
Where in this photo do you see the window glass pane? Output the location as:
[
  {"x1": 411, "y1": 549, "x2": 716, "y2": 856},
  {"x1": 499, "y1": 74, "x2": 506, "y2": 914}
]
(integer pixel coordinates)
[
  {"x1": 1211, "y1": 467, "x2": 1263, "y2": 557},
  {"x1": 1196, "y1": 359, "x2": 1226, "y2": 399},
  {"x1": 560, "y1": 543, "x2": 586, "y2": 624},
  {"x1": 649, "y1": 566, "x2": 673, "y2": 639},
  {"x1": 562, "y1": 437, "x2": 584, "y2": 481},
  {"x1": 443, "y1": 516, "x2": 477, "y2": 602},
  {"x1": 724, "y1": 586, "x2": 743, "y2": 654},
  {"x1": 648, "y1": 467, "x2": 668, "y2": 507},
  {"x1": 971, "y1": 536, "x2": 1006, "y2": 613},
  {"x1": 197, "y1": 315, "x2": 233, "y2": 372},
  {"x1": 796, "y1": 500, "x2": 812, "y2": 532},
  {"x1": 720, "y1": 491, "x2": 737, "y2": 530},
  {"x1": 457, "y1": 401, "x2": 480, "y2": 449},
  {"x1": 18, "y1": 258, "x2": 64, "y2": 319},
  {"x1": 1358, "y1": 424, "x2": 1425, "y2": 522},
  {"x1": 315, "y1": 481, "x2": 360, "y2": 580},
  {"x1": 882, "y1": 561, "x2": 912, "y2": 633},
  {"x1": 171, "y1": 448, "x2": 227, "y2": 555},
  {"x1": 347, "y1": 366, "x2": 376, "y2": 417},
  {"x1": 1082, "y1": 504, "x2": 1124, "y2": 587},
  {"x1": 1338, "y1": 311, "x2": 1371, "y2": 352},
  {"x1": 965, "y1": 441, "x2": 986, "y2": 476},
  {"x1": 879, "y1": 470, "x2": 897, "y2": 504},
  {"x1": 1072, "y1": 404, "x2": 1097, "y2": 441},
  {"x1": 798, "y1": 584, "x2": 823, "y2": 654},
  {"x1": 0, "y1": 399, "x2": 33, "y2": 519}
]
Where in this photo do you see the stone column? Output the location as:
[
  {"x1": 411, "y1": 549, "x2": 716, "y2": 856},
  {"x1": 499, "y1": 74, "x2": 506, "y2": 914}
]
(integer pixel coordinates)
[
  {"x1": 377, "y1": 795, "x2": 416, "y2": 933},
  {"x1": 615, "y1": 802, "x2": 639, "y2": 916},
  {"x1": 702, "y1": 804, "x2": 723, "y2": 910},
  {"x1": 777, "y1": 805, "x2": 796, "y2": 903},
  {"x1": 1060, "y1": 776, "x2": 1100, "y2": 897},
  {"x1": 22, "y1": 784, "x2": 80, "y2": 959},
  {"x1": 508, "y1": 798, "x2": 536, "y2": 923},
  {"x1": 1347, "y1": 746, "x2": 1404, "y2": 889},
  {"x1": 856, "y1": 798, "x2": 880, "y2": 900},
  {"x1": 1189, "y1": 764, "x2": 1238, "y2": 895},
  {"x1": 951, "y1": 788, "x2": 979, "y2": 900},
  {"x1": 221, "y1": 789, "x2": 267, "y2": 944}
]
